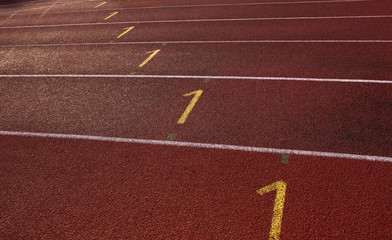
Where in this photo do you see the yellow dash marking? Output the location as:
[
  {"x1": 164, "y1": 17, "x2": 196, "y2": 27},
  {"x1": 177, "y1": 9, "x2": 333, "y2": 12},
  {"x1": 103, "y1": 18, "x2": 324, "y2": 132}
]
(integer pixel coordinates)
[
  {"x1": 177, "y1": 89, "x2": 203, "y2": 124},
  {"x1": 139, "y1": 49, "x2": 160, "y2": 68},
  {"x1": 257, "y1": 180, "x2": 287, "y2": 240},
  {"x1": 116, "y1": 26, "x2": 135, "y2": 39},
  {"x1": 95, "y1": 1, "x2": 107, "y2": 8},
  {"x1": 104, "y1": 12, "x2": 118, "y2": 20}
]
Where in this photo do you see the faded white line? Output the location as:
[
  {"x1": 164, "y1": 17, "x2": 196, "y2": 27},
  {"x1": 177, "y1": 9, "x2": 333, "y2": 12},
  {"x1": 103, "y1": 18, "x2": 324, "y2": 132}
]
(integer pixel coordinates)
[
  {"x1": 0, "y1": 40, "x2": 391, "y2": 48},
  {"x1": 0, "y1": 130, "x2": 390, "y2": 163},
  {"x1": 0, "y1": 74, "x2": 391, "y2": 84},
  {"x1": 1, "y1": 15, "x2": 391, "y2": 29},
  {"x1": 2, "y1": 0, "x2": 368, "y2": 16},
  {"x1": 40, "y1": 0, "x2": 60, "y2": 17}
]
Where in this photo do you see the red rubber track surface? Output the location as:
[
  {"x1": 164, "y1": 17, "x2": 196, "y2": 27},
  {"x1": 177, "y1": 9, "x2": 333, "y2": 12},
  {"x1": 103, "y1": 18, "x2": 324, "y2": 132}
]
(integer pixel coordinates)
[
  {"x1": 1, "y1": 77, "x2": 392, "y2": 156},
  {"x1": 1, "y1": 0, "x2": 392, "y2": 238},
  {"x1": 1, "y1": 136, "x2": 391, "y2": 239}
]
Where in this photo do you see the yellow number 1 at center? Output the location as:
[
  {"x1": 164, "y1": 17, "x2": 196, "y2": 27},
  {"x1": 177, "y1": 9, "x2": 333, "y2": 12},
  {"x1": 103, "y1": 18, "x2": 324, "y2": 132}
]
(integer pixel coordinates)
[
  {"x1": 177, "y1": 90, "x2": 203, "y2": 124},
  {"x1": 139, "y1": 49, "x2": 160, "y2": 68}
]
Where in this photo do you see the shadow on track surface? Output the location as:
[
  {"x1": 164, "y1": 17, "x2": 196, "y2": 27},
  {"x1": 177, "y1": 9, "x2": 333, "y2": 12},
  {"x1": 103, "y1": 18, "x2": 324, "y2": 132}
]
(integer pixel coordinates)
[{"x1": 0, "y1": 0, "x2": 43, "y2": 8}]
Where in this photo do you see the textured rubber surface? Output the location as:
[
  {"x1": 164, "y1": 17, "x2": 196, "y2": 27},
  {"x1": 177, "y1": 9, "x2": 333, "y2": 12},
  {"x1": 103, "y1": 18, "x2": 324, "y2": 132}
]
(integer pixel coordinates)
[
  {"x1": 1, "y1": 0, "x2": 392, "y2": 238},
  {"x1": 1, "y1": 135, "x2": 391, "y2": 239}
]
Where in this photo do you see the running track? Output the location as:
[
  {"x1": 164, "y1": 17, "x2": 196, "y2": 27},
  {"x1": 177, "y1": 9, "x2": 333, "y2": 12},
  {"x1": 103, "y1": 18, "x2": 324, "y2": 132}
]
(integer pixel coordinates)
[{"x1": 0, "y1": 0, "x2": 391, "y2": 239}]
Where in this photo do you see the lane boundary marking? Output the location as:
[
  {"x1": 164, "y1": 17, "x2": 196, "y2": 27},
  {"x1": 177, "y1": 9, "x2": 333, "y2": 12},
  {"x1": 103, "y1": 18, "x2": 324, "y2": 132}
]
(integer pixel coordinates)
[
  {"x1": 1, "y1": 130, "x2": 391, "y2": 163},
  {"x1": 2, "y1": 15, "x2": 391, "y2": 29},
  {"x1": 1, "y1": 40, "x2": 392, "y2": 48},
  {"x1": 1, "y1": 74, "x2": 391, "y2": 84},
  {"x1": 1, "y1": 0, "x2": 368, "y2": 16}
]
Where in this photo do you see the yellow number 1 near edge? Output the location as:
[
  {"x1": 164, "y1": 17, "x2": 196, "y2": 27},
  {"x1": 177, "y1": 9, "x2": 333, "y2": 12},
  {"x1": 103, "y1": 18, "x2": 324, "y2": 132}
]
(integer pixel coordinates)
[
  {"x1": 139, "y1": 49, "x2": 160, "y2": 68},
  {"x1": 177, "y1": 90, "x2": 203, "y2": 124},
  {"x1": 257, "y1": 180, "x2": 287, "y2": 240}
]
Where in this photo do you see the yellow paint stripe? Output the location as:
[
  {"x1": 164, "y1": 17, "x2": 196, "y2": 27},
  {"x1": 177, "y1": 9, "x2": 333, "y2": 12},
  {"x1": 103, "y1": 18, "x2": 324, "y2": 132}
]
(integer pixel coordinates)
[
  {"x1": 104, "y1": 11, "x2": 118, "y2": 20},
  {"x1": 139, "y1": 49, "x2": 160, "y2": 68},
  {"x1": 257, "y1": 180, "x2": 287, "y2": 240},
  {"x1": 116, "y1": 26, "x2": 134, "y2": 39},
  {"x1": 94, "y1": 1, "x2": 107, "y2": 8},
  {"x1": 177, "y1": 89, "x2": 203, "y2": 124}
]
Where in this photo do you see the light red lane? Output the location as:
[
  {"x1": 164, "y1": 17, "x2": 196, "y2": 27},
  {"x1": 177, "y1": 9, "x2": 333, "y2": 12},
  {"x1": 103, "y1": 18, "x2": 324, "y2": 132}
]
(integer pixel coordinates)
[{"x1": 1, "y1": 135, "x2": 391, "y2": 239}]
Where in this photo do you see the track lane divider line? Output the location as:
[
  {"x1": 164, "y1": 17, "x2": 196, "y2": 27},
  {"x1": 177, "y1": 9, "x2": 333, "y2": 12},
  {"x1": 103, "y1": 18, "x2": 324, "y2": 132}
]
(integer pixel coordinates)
[
  {"x1": 0, "y1": 74, "x2": 391, "y2": 84},
  {"x1": 2, "y1": 15, "x2": 392, "y2": 29},
  {"x1": 0, "y1": 130, "x2": 391, "y2": 163},
  {"x1": 1, "y1": 40, "x2": 392, "y2": 48}
]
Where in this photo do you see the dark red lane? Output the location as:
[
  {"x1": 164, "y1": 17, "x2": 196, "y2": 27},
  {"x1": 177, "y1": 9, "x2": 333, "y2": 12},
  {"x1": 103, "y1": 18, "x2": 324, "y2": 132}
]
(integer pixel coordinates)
[
  {"x1": 1, "y1": 135, "x2": 391, "y2": 239},
  {"x1": 1, "y1": 0, "x2": 390, "y2": 27},
  {"x1": 2, "y1": 18, "x2": 392, "y2": 45},
  {"x1": 1, "y1": 77, "x2": 392, "y2": 157}
]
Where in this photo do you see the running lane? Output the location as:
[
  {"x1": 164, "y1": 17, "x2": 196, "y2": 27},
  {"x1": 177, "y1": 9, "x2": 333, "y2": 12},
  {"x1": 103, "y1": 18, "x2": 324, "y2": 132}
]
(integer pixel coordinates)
[
  {"x1": 0, "y1": 135, "x2": 391, "y2": 239},
  {"x1": 1, "y1": 76, "x2": 392, "y2": 157}
]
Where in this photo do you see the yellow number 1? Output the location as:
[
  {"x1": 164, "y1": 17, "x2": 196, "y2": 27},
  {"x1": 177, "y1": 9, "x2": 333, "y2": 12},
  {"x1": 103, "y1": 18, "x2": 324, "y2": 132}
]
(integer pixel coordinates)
[
  {"x1": 257, "y1": 180, "x2": 287, "y2": 240},
  {"x1": 177, "y1": 90, "x2": 203, "y2": 124},
  {"x1": 139, "y1": 49, "x2": 160, "y2": 68}
]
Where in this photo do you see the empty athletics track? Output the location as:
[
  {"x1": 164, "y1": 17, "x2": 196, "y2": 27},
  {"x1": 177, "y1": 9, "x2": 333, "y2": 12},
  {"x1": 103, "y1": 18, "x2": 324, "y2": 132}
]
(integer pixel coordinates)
[{"x1": 1, "y1": 0, "x2": 391, "y2": 239}]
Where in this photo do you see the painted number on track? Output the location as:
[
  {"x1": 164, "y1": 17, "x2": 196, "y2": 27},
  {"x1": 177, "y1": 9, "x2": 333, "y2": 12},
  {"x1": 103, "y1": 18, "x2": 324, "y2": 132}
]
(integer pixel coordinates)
[
  {"x1": 177, "y1": 89, "x2": 203, "y2": 124},
  {"x1": 95, "y1": 2, "x2": 107, "y2": 8},
  {"x1": 257, "y1": 180, "x2": 287, "y2": 240},
  {"x1": 104, "y1": 12, "x2": 118, "y2": 20},
  {"x1": 139, "y1": 49, "x2": 160, "y2": 68},
  {"x1": 117, "y1": 26, "x2": 135, "y2": 39}
]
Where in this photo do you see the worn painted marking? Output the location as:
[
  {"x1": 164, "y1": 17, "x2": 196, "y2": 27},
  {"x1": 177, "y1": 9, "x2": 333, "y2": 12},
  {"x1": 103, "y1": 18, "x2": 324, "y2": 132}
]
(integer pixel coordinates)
[
  {"x1": 139, "y1": 49, "x2": 160, "y2": 68},
  {"x1": 203, "y1": 78, "x2": 211, "y2": 83},
  {"x1": 166, "y1": 134, "x2": 176, "y2": 141},
  {"x1": 177, "y1": 90, "x2": 203, "y2": 124},
  {"x1": 257, "y1": 181, "x2": 287, "y2": 240},
  {"x1": 281, "y1": 154, "x2": 289, "y2": 164},
  {"x1": 94, "y1": 1, "x2": 107, "y2": 8},
  {"x1": 116, "y1": 26, "x2": 134, "y2": 39},
  {"x1": 104, "y1": 12, "x2": 118, "y2": 20}
]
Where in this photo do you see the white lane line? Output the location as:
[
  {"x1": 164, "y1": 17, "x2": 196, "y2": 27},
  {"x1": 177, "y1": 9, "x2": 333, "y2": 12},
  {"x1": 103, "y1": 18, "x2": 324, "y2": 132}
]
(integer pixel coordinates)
[
  {"x1": 2, "y1": 0, "x2": 368, "y2": 16},
  {"x1": 1, "y1": 15, "x2": 391, "y2": 29},
  {"x1": 0, "y1": 130, "x2": 391, "y2": 163},
  {"x1": 0, "y1": 40, "x2": 391, "y2": 48},
  {"x1": 1, "y1": 74, "x2": 391, "y2": 84}
]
